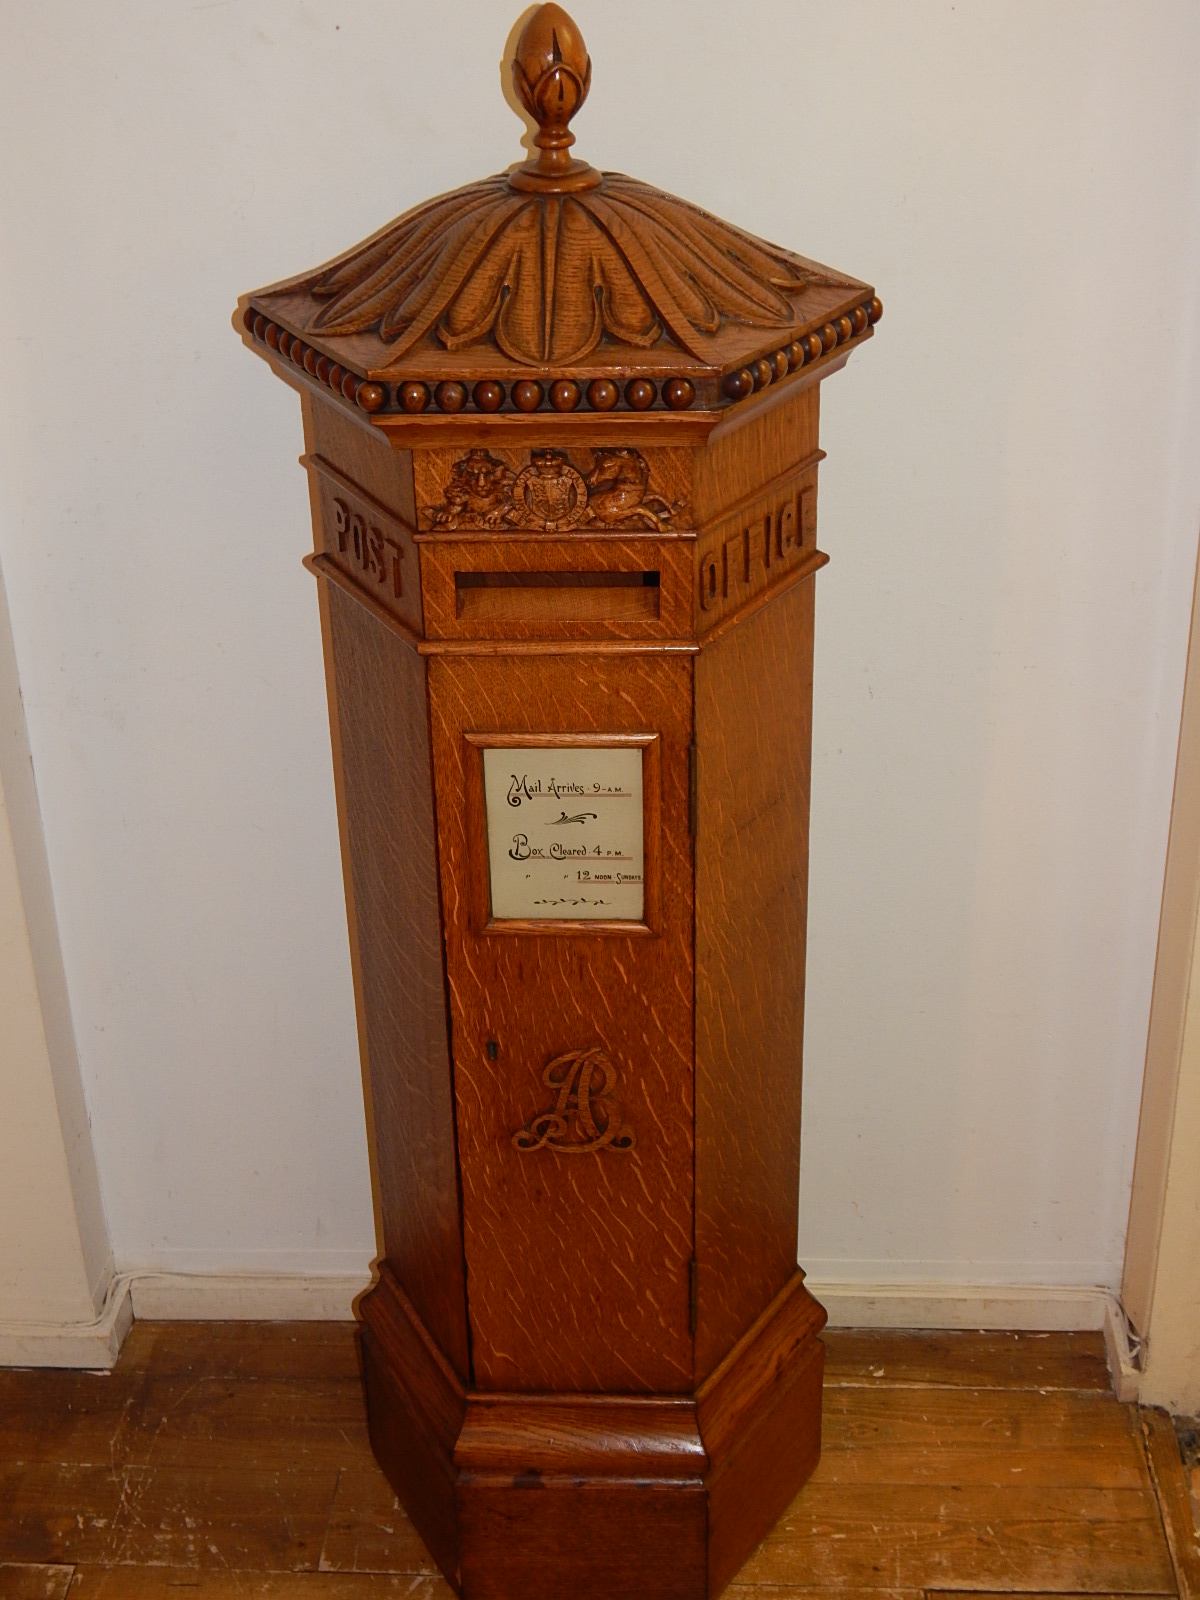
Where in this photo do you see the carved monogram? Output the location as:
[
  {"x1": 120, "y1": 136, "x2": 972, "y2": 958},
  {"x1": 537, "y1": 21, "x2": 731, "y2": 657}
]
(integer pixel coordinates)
[
  {"x1": 431, "y1": 447, "x2": 685, "y2": 532},
  {"x1": 512, "y1": 1047, "x2": 635, "y2": 1155}
]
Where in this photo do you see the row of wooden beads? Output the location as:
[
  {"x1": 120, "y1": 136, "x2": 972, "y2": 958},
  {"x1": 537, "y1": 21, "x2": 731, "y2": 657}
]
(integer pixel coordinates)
[
  {"x1": 244, "y1": 311, "x2": 387, "y2": 411},
  {"x1": 244, "y1": 311, "x2": 702, "y2": 417},
  {"x1": 722, "y1": 297, "x2": 883, "y2": 401},
  {"x1": 395, "y1": 375, "x2": 696, "y2": 415},
  {"x1": 245, "y1": 295, "x2": 883, "y2": 416}
]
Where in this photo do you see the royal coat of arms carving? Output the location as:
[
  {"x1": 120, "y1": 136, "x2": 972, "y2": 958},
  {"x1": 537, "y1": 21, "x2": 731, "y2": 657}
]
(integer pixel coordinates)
[{"x1": 430, "y1": 447, "x2": 685, "y2": 532}]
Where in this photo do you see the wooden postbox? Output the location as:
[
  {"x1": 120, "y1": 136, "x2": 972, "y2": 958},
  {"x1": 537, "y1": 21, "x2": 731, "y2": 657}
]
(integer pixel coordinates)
[{"x1": 238, "y1": 8, "x2": 880, "y2": 1596}]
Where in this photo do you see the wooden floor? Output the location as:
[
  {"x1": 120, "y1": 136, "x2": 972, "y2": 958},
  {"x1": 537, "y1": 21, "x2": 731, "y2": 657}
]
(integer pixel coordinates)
[{"x1": 1, "y1": 1323, "x2": 1198, "y2": 1599}]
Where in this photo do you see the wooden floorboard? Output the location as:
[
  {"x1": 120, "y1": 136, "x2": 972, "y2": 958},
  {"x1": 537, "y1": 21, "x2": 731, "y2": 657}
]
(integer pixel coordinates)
[
  {"x1": 0, "y1": 1324, "x2": 1188, "y2": 1598},
  {"x1": 739, "y1": 1483, "x2": 1174, "y2": 1592},
  {"x1": 317, "y1": 1467, "x2": 440, "y2": 1576},
  {"x1": 64, "y1": 1574, "x2": 450, "y2": 1597},
  {"x1": 0, "y1": 1565, "x2": 74, "y2": 1600},
  {"x1": 818, "y1": 1388, "x2": 1153, "y2": 1492},
  {"x1": 116, "y1": 1322, "x2": 361, "y2": 1384},
  {"x1": 1143, "y1": 1409, "x2": 1200, "y2": 1599},
  {"x1": 823, "y1": 1329, "x2": 1112, "y2": 1391},
  {"x1": 0, "y1": 1462, "x2": 340, "y2": 1572},
  {"x1": 725, "y1": 1590, "x2": 922, "y2": 1600},
  {"x1": 821, "y1": 1384, "x2": 1154, "y2": 1457},
  {"x1": 0, "y1": 1379, "x2": 369, "y2": 1475}
]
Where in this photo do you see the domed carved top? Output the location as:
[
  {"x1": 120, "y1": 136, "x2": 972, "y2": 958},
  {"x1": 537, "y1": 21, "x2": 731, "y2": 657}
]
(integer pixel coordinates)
[
  {"x1": 241, "y1": 4, "x2": 878, "y2": 425},
  {"x1": 301, "y1": 172, "x2": 848, "y2": 368}
]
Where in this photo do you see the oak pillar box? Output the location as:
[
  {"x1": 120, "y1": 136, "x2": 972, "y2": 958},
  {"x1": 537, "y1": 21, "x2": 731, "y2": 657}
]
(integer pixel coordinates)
[{"x1": 239, "y1": 9, "x2": 880, "y2": 1596}]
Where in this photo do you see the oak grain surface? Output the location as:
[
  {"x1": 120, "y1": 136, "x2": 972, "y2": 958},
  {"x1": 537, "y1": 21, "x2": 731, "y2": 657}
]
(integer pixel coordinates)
[
  {"x1": 308, "y1": 399, "x2": 417, "y2": 526},
  {"x1": 690, "y1": 386, "x2": 819, "y2": 523},
  {"x1": 322, "y1": 579, "x2": 470, "y2": 1381},
  {"x1": 427, "y1": 651, "x2": 695, "y2": 1393},
  {"x1": 694, "y1": 576, "x2": 816, "y2": 1378}
]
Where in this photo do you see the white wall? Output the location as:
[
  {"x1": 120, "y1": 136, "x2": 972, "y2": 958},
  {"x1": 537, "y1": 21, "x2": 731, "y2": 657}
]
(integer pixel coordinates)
[
  {"x1": 0, "y1": 563, "x2": 110, "y2": 1328},
  {"x1": 1, "y1": 1, "x2": 1198, "y2": 1298}
]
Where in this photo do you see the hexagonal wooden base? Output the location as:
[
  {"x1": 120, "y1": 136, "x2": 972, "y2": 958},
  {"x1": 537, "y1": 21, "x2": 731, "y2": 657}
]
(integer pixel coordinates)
[{"x1": 359, "y1": 1262, "x2": 826, "y2": 1600}]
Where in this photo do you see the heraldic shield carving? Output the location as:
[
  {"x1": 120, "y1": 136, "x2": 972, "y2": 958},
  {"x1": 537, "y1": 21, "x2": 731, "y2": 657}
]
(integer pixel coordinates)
[
  {"x1": 513, "y1": 1045, "x2": 636, "y2": 1154},
  {"x1": 431, "y1": 447, "x2": 685, "y2": 533}
]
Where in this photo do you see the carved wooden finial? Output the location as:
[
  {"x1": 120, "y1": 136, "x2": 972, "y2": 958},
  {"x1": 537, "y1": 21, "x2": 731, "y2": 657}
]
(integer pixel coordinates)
[{"x1": 509, "y1": 4, "x2": 601, "y2": 193}]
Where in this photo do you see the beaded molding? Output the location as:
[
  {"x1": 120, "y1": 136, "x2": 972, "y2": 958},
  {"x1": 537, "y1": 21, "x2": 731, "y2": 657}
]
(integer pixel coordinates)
[
  {"x1": 243, "y1": 296, "x2": 881, "y2": 418},
  {"x1": 720, "y1": 297, "x2": 883, "y2": 401}
]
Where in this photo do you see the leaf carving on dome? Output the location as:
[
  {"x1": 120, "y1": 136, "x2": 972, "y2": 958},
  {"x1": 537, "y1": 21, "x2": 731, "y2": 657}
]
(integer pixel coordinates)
[{"x1": 301, "y1": 173, "x2": 847, "y2": 365}]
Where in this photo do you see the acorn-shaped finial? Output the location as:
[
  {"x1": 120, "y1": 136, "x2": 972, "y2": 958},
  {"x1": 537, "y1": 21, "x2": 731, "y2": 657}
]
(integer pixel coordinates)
[{"x1": 509, "y1": 5, "x2": 600, "y2": 192}]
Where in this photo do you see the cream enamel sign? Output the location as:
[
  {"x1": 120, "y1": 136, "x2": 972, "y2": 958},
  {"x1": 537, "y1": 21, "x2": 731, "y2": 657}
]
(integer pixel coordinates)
[{"x1": 482, "y1": 746, "x2": 644, "y2": 922}]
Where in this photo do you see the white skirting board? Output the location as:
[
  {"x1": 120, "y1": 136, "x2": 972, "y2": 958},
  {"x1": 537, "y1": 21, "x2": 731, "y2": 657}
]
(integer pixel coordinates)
[
  {"x1": 0, "y1": 1271, "x2": 370, "y2": 1368},
  {"x1": 809, "y1": 1278, "x2": 1111, "y2": 1330},
  {"x1": 0, "y1": 1270, "x2": 1141, "y2": 1399},
  {"x1": 127, "y1": 1270, "x2": 373, "y2": 1322},
  {"x1": 0, "y1": 1273, "x2": 133, "y2": 1370}
]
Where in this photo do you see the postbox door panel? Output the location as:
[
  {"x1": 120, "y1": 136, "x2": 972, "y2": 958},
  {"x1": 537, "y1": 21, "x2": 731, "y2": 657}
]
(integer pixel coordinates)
[{"x1": 428, "y1": 651, "x2": 695, "y2": 1393}]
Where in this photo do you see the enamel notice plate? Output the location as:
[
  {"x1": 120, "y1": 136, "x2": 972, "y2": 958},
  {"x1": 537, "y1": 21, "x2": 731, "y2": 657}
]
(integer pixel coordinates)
[{"x1": 482, "y1": 745, "x2": 644, "y2": 922}]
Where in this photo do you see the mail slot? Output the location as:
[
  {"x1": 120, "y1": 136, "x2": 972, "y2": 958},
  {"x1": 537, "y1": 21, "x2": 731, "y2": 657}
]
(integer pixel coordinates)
[
  {"x1": 455, "y1": 568, "x2": 661, "y2": 623},
  {"x1": 419, "y1": 534, "x2": 692, "y2": 641}
]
